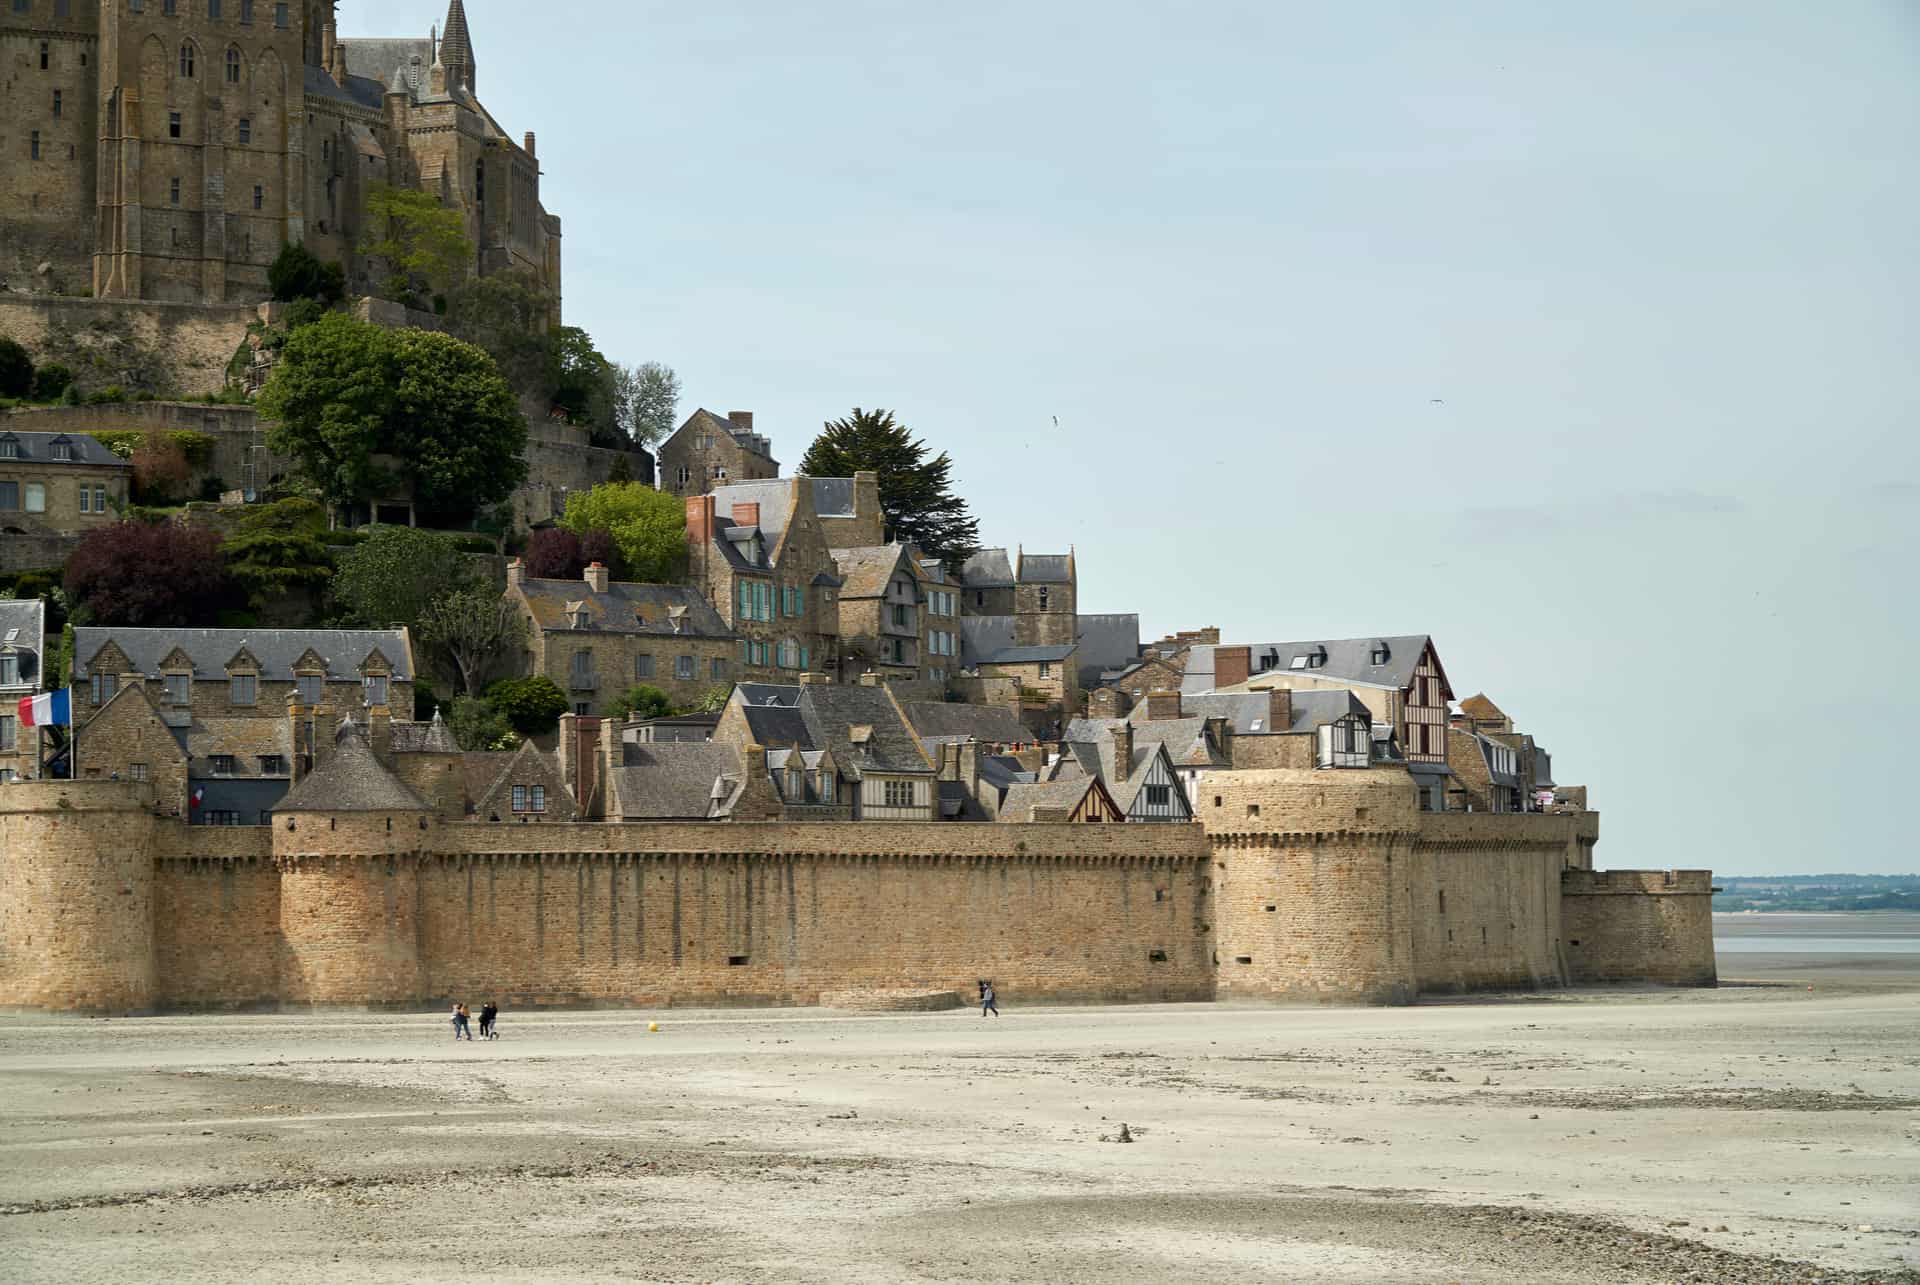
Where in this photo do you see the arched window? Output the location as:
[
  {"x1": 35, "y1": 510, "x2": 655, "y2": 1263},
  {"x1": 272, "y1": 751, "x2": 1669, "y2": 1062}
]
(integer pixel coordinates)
[
  {"x1": 225, "y1": 46, "x2": 241, "y2": 83},
  {"x1": 179, "y1": 42, "x2": 195, "y2": 77}
]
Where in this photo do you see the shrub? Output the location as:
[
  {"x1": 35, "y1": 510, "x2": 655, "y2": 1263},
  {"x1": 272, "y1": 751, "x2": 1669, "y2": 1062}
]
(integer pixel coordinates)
[
  {"x1": 447, "y1": 694, "x2": 517, "y2": 752},
  {"x1": 524, "y1": 527, "x2": 582, "y2": 579},
  {"x1": 60, "y1": 382, "x2": 83, "y2": 406},
  {"x1": 608, "y1": 685, "x2": 674, "y2": 721},
  {"x1": 31, "y1": 363, "x2": 73, "y2": 401},
  {"x1": 482, "y1": 675, "x2": 569, "y2": 737},
  {"x1": 88, "y1": 385, "x2": 128, "y2": 405},
  {"x1": 268, "y1": 242, "x2": 346, "y2": 304},
  {"x1": 0, "y1": 338, "x2": 33, "y2": 398}
]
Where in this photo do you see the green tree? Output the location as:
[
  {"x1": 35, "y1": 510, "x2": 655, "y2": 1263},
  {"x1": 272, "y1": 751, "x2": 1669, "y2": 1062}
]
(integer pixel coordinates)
[
  {"x1": 611, "y1": 361, "x2": 681, "y2": 447},
  {"x1": 259, "y1": 315, "x2": 526, "y2": 521},
  {"x1": 447, "y1": 694, "x2": 517, "y2": 751},
  {"x1": 483, "y1": 675, "x2": 568, "y2": 737},
  {"x1": 550, "y1": 326, "x2": 616, "y2": 437},
  {"x1": 360, "y1": 183, "x2": 472, "y2": 303},
  {"x1": 267, "y1": 242, "x2": 345, "y2": 304},
  {"x1": 560, "y1": 482, "x2": 686, "y2": 583},
  {"x1": 331, "y1": 526, "x2": 473, "y2": 630},
  {"x1": 0, "y1": 337, "x2": 31, "y2": 398},
  {"x1": 220, "y1": 498, "x2": 335, "y2": 609},
  {"x1": 257, "y1": 312, "x2": 397, "y2": 514},
  {"x1": 417, "y1": 586, "x2": 527, "y2": 697},
  {"x1": 799, "y1": 408, "x2": 980, "y2": 563},
  {"x1": 690, "y1": 683, "x2": 733, "y2": 714},
  {"x1": 443, "y1": 269, "x2": 556, "y2": 399},
  {"x1": 31, "y1": 363, "x2": 73, "y2": 401},
  {"x1": 608, "y1": 684, "x2": 674, "y2": 720}
]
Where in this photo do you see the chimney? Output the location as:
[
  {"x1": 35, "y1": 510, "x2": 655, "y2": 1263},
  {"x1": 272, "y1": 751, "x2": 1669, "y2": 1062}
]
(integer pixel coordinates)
[
  {"x1": 730, "y1": 501, "x2": 760, "y2": 528},
  {"x1": 368, "y1": 704, "x2": 393, "y2": 764},
  {"x1": 1144, "y1": 689, "x2": 1182, "y2": 722},
  {"x1": 852, "y1": 469, "x2": 881, "y2": 542},
  {"x1": 858, "y1": 670, "x2": 879, "y2": 687},
  {"x1": 584, "y1": 561, "x2": 609, "y2": 593},
  {"x1": 1215, "y1": 645, "x2": 1251, "y2": 689},
  {"x1": 523, "y1": 130, "x2": 536, "y2": 157},
  {"x1": 1268, "y1": 686, "x2": 1292, "y2": 731},
  {"x1": 727, "y1": 411, "x2": 754, "y2": 431},
  {"x1": 1110, "y1": 721, "x2": 1134, "y2": 780},
  {"x1": 797, "y1": 671, "x2": 828, "y2": 686},
  {"x1": 555, "y1": 711, "x2": 578, "y2": 803},
  {"x1": 685, "y1": 494, "x2": 716, "y2": 545},
  {"x1": 1087, "y1": 688, "x2": 1124, "y2": 719},
  {"x1": 506, "y1": 557, "x2": 524, "y2": 589}
]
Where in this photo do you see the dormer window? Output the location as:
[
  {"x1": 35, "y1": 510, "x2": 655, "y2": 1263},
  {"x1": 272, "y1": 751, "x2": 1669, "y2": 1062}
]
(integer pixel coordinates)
[
  {"x1": 0, "y1": 653, "x2": 17, "y2": 686},
  {"x1": 1370, "y1": 641, "x2": 1391, "y2": 665},
  {"x1": 49, "y1": 436, "x2": 73, "y2": 462},
  {"x1": 364, "y1": 673, "x2": 388, "y2": 706},
  {"x1": 0, "y1": 436, "x2": 17, "y2": 460},
  {"x1": 295, "y1": 672, "x2": 323, "y2": 703},
  {"x1": 163, "y1": 672, "x2": 191, "y2": 705}
]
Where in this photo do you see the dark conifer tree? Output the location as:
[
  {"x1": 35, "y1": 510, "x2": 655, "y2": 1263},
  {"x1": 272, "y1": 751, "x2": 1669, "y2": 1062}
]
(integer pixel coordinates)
[{"x1": 798, "y1": 408, "x2": 979, "y2": 563}]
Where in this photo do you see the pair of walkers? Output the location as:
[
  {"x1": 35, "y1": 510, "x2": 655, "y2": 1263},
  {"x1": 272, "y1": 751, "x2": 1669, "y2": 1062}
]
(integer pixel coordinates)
[{"x1": 451, "y1": 1002, "x2": 499, "y2": 1040}]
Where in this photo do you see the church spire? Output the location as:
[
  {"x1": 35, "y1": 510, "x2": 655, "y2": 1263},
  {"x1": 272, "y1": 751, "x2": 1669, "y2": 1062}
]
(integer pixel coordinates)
[{"x1": 439, "y1": 0, "x2": 475, "y2": 92}]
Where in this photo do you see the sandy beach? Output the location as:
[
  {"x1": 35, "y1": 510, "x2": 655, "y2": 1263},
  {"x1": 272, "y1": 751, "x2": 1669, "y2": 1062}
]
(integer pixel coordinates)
[{"x1": 1, "y1": 974, "x2": 1915, "y2": 1284}]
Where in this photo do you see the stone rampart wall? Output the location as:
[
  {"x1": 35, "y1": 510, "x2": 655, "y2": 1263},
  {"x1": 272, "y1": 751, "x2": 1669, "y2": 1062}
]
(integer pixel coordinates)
[
  {"x1": 1562, "y1": 868, "x2": 1717, "y2": 987},
  {"x1": 0, "y1": 297, "x2": 255, "y2": 397}
]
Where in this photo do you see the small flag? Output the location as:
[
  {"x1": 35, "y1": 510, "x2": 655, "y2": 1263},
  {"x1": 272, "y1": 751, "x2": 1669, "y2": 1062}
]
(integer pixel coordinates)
[
  {"x1": 16, "y1": 689, "x2": 72, "y2": 727},
  {"x1": 190, "y1": 787, "x2": 204, "y2": 809}
]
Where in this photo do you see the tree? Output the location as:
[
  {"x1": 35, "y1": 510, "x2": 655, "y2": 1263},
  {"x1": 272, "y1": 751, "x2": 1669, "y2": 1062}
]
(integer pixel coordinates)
[
  {"x1": 443, "y1": 269, "x2": 556, "y2": 399},
  {"x1": 605, "y1": 453, "x2": 633, "y2": 485},
  {"x1": 524, "y1": 527, "x2": 583, "y2": 579},
  {"x1": 386, "y1": 327, "x2": 527, "y2": 517},
  {"x1": 607, "y1": 684, "x2": 674, "y2": 720},
  {"x1": 130, "y1": 435, "x2": 191, "y2": 505},
  {"x1": 550, "y1": 326, "x2": 617, "y2": 437},
  {"x1": 446, "y1": 694, "x2": 517, "y2": 751},
  {"x1": 690, "y1": 684, "x2": 732, "y2": 714},
  {"x1": 0, "y1": 337, "x2": 31, "y2": 398},
  {"x1": 220, "y1": 499, "x2": 334, "y2": 609},
  {"x1": 360, "y1": 182, "x2": 471, "y2": 303},
  {"x1": 267, "y1": 242, "x2": 345, "y2": 304},
  {"x1": 417, "y1": 587, "x2": 527, "y2": 697},
  {"x1": 611, "y1": 361, "x2": 681, "y2": 448},
  {"x1": 259, "y1": 314, "x2": 526, "y2": 522},
  {"x1": 560, "y1": 483, "x2": 685, "y2": 583},
  {"x1": 799, "y1": 408, "x2": 979, "y2": 563},
  {"x1": 64, "y1": 522, "x2": 236, "y2": 627},
  {"x1": 257, "y1": 312, "x2": 398, "y2": 514},
  {"x1": 331, "y1": 526, "x2": 472, "y2": 630},
  {"x1": 483, "y1": 675, "x2": 568, "y2": 737}
]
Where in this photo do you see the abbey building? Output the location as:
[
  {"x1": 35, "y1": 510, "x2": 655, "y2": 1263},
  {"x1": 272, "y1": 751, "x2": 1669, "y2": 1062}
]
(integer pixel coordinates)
[{"x1": 1, "y1": 0, "x2": 559, "y2": 305}]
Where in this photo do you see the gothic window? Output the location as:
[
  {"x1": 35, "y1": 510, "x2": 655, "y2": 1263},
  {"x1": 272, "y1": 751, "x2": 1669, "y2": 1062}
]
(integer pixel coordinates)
[
  {"x1": 226, "y1": 46, "x2": 240, "y2": 83},
  {"x1": 179, "y1": 43, "x2": 195, "y2": 78}
]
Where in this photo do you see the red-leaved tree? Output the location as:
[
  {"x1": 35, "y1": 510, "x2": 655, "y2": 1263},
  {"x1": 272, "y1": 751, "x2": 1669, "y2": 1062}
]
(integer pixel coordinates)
[
  {"x1": 523, "y1": 527, "x2": 582, "y2": 579},
  {"x1": 65, "y1": 521, "x2": 236, "y2": 626},
  {"x1": 130, "y1": 435, "x2": 191, "y2": 505}
]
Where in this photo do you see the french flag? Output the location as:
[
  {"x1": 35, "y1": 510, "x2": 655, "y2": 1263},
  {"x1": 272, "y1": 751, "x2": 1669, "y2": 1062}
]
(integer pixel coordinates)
[{"x1": 17, "y1": 689, "x2": 72, "y2": 727}]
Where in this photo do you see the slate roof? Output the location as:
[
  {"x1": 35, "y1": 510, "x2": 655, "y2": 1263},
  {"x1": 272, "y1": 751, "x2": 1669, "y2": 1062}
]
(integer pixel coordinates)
[
  {"x1": 1285, "y1": 689, "x2": 1373, "y2": 733},
  {"x1": 798, "y1": 684, "x2": 931, "y2": 778},
  {"x1": 831, "y1": 544, "x2": 913, "y2": 600},
  {"x1": 900, "y1": 700, "x2": 1029, "y2": 744},
  {"x1": 339, "y1": 37, "x2": 433, "y2": 96},
  {"x1": 735, "y1": 681, "x2": 800, "y2": 707},
  {"x1": 1180, "y1": 635, "x2": 1436, "y2": 696},
  {"x1": 1057, "y1": 723, "x2": 1180, "y2": 812},
  {"x1": 302, "y1": 62, "x2": 387, "y2": 111},
  {"x1": 610, "y1": 742, "x2": 743, "y2": 819},
  {"x1": 682, "y1": 408, "x2": 776, "y2": 462},
  {"x1": 1127, "y1": 716, "x2": 1226, "y2": 769},
  {"x1": 276, "y1": 719, "x2": 429, "y2": 813},
  {"x1": 959, "y1": 615, "x2": 1016, "y2": 667},
  {"x1": 1017, "y1": 553, "x2": 1072, "y2": 584},
  {"x1": 976, "y1": 644, "x2": 1076, "y2": 665},
  {"x1": 73, "y1": 627, "x2": 414, "y2": 682},
  {"x1": 1167, "y1": 692, "x2": 1266, "y2": 734},
  {"x1": 390, "y1": 710, "x2": 460, "y2": 754},
  {"x1": 711, "y1": 478, "x2": 794, "y2": 541},
  {"x1": 998, "y1": 777, "x2": 1102, "y2": 822},
  {"x1": 0, "y1": 429, "x2": 131, "y2": 468},
  {"x1": 0, "y1": 599, "x2": 46, "y2": 691},
  {"x1": 740, "y1": 700, "x2": 809, "y2": 747},
  {"x1": 462, "y1": 751, "x2": 517, "y2": 810},
  {"x1": 979, "y1": 754, "x2": 1036, "y2": 797},
  {"x1": 515, "y1": 577, "x2": 732, "y2": 640},
  {"x1": 958, "y1": 549, "x2": 1014, "y2": 588},
  {"x1": 1072, "y1": 613, "x2": 1140, "y2": 681}
]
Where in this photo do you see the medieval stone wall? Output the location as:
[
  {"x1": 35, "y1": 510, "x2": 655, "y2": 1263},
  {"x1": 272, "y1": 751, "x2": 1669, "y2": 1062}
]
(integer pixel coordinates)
[
  {"x1": 1563, "y1": 868, "x2": 1717, "y2": 987},
  {"x1": 0, "y1": 296, "x2": 255, "y2": 396}
]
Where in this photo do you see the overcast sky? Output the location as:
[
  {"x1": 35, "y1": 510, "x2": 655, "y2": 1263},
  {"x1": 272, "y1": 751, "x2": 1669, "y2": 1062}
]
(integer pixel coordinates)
[{"x1": 368, "y1": 2, "x2": 1916, "y2": 876}]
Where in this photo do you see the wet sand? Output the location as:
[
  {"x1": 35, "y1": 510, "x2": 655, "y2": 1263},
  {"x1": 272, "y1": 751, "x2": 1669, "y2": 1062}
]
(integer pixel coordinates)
[
  {"x1": 1, "y1": 985, "x2": 1915, "y2": 1284},
  {"x1": 1716, "y1": 911, "x2": 1920, "y2": 989}
]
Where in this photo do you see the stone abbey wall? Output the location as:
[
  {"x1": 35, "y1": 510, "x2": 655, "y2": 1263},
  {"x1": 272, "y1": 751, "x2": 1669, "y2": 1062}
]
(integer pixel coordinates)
[{"x1": 0, "y1": 773, "x2": 1713, "y2": 1013}]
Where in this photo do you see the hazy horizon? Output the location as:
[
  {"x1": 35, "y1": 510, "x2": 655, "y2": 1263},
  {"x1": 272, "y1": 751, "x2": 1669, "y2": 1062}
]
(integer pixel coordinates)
[{"x1": 355, "y1": 1, "x2": 1916, "y2": 875}]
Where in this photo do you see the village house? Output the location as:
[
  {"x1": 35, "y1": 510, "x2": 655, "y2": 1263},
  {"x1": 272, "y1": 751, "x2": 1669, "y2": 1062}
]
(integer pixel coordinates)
[
  {"x1": 713, "y1": 678, "x2": 939, "y2": 820},
  {"x1": 685, "y1": 478, "x2": 845, "y2": 682},
  {"x1": 1049, "y1": 719, "x2": 1194, "y2": 823},
  {"x1": 997, "y1": 774, "x2": 1125, "y2": 823},
  {"x1": 830, "y1": 543, "x2": 927, "y2": 688},
  {"x1": 0, "y1": 431, "x2": 131, "y2": 537},
  {"x1": 0, "y1": 600, "x2": 47, "y2": 782},
  {"x1": 506, "y1": 561, "x2": 736, "y2": 715},
  {"x1": 1453, "y1": 693, "x2": 1556, "y2": 812},
  {"x1": 655, "y1": 409, "x2": 779, "y2": 497},
  {"x1": 912, "y1": 553, "x2": 963, "y2": 693}
]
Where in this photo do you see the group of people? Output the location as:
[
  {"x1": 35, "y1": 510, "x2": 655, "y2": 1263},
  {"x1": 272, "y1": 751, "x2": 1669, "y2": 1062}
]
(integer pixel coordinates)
[{"x1": 451, "y1": 1002, "x2": 499, "y2": 1040}]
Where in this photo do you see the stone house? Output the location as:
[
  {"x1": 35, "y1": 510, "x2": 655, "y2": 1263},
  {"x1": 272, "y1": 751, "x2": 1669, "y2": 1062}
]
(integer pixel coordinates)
[
  {"x1": 71, "y1": 682, "x2": 192, "y2": 815},
  {"x1": 1188, "y1": 635, "x2": 1453, "y2": 808},
  {"x1": 1153, "y1": 688, "x2": 1374, "y2": 775},
  {"x1": 685, "y1": 479, "x2": 843, "y2": 682},
  {"x1": 1050, "y1": 721, "x2": 1193, "y2": 823},
  {"x1": 997, "y1": 775, "x2": 1124, "y2": 823},
  {"x1": 0, "y1": 599, "x2": 46, "y2": 782},
  {"x1": 0, "y1": 431, "x2": 131, "y2": 536},
  {"x1": 464, "y1": 739, "x2": 578, "y2": 823},
  {"x1": 1446, "y1": 724, "x2": 1525, "y2": 814},
  {"x1": 507, "y1": 561, "x2": 736, "y2": 716},
  {"x1": 830, "y1": 543, "x2": 925, "y2": 687},
  {"x1": 712, "y1": 678, "x2": 938, "y2": 821},
  {"x1": 966, "y1": 643, "x2": 1079, "y2": 738},
  {"x1": 602, "y1": 741, "x2": 785, "y2": 822},
  {"x1": 72, "y1": 626, "x2": 414, "y2": 726},
  {"x1": 656, "y1": 409, "x2": 778, "y2": 497},
  {"x1": 2, "y1": 0, "x2": 560, "y2": 306}
]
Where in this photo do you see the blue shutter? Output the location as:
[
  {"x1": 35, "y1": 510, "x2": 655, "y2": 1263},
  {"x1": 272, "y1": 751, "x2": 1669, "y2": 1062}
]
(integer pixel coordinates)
[{"x1": 800, "y1": 646, "x2": 809, "y2": 671}]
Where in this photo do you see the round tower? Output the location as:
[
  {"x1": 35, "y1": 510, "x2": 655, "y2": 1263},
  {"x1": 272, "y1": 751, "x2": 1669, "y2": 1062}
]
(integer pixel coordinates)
[
  {"x1": 1202, "y1": 769, "x2": 1420, "y2": 1005},
  {"x1": 273, "y1": 719, "x2": 434, "y2": 1007},
  {"x1": 0, "y1": 780, "x2": 158, "y2": 1012}
]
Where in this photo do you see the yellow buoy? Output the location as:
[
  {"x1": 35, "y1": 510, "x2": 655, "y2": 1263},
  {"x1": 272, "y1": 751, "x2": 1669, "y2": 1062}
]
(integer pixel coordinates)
[{"x1": 648, "y1": 1021, "x2": 660, "y2": 1032}]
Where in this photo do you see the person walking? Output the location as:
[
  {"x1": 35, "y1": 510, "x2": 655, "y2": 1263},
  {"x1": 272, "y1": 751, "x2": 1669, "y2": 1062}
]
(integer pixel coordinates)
[
  {"x1": 479, "y1": 1002, "x2": 498, "y2": 1040},
  {"x1": 454, "y1": 1002, "x2": 474, "y2": 1041},
  {"x1": 451, "y1": 1002, "x2": 466, "y2": 1040},
  {"x1": 980, "y1": 980, "x2": 999, "y2": 1018}
]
